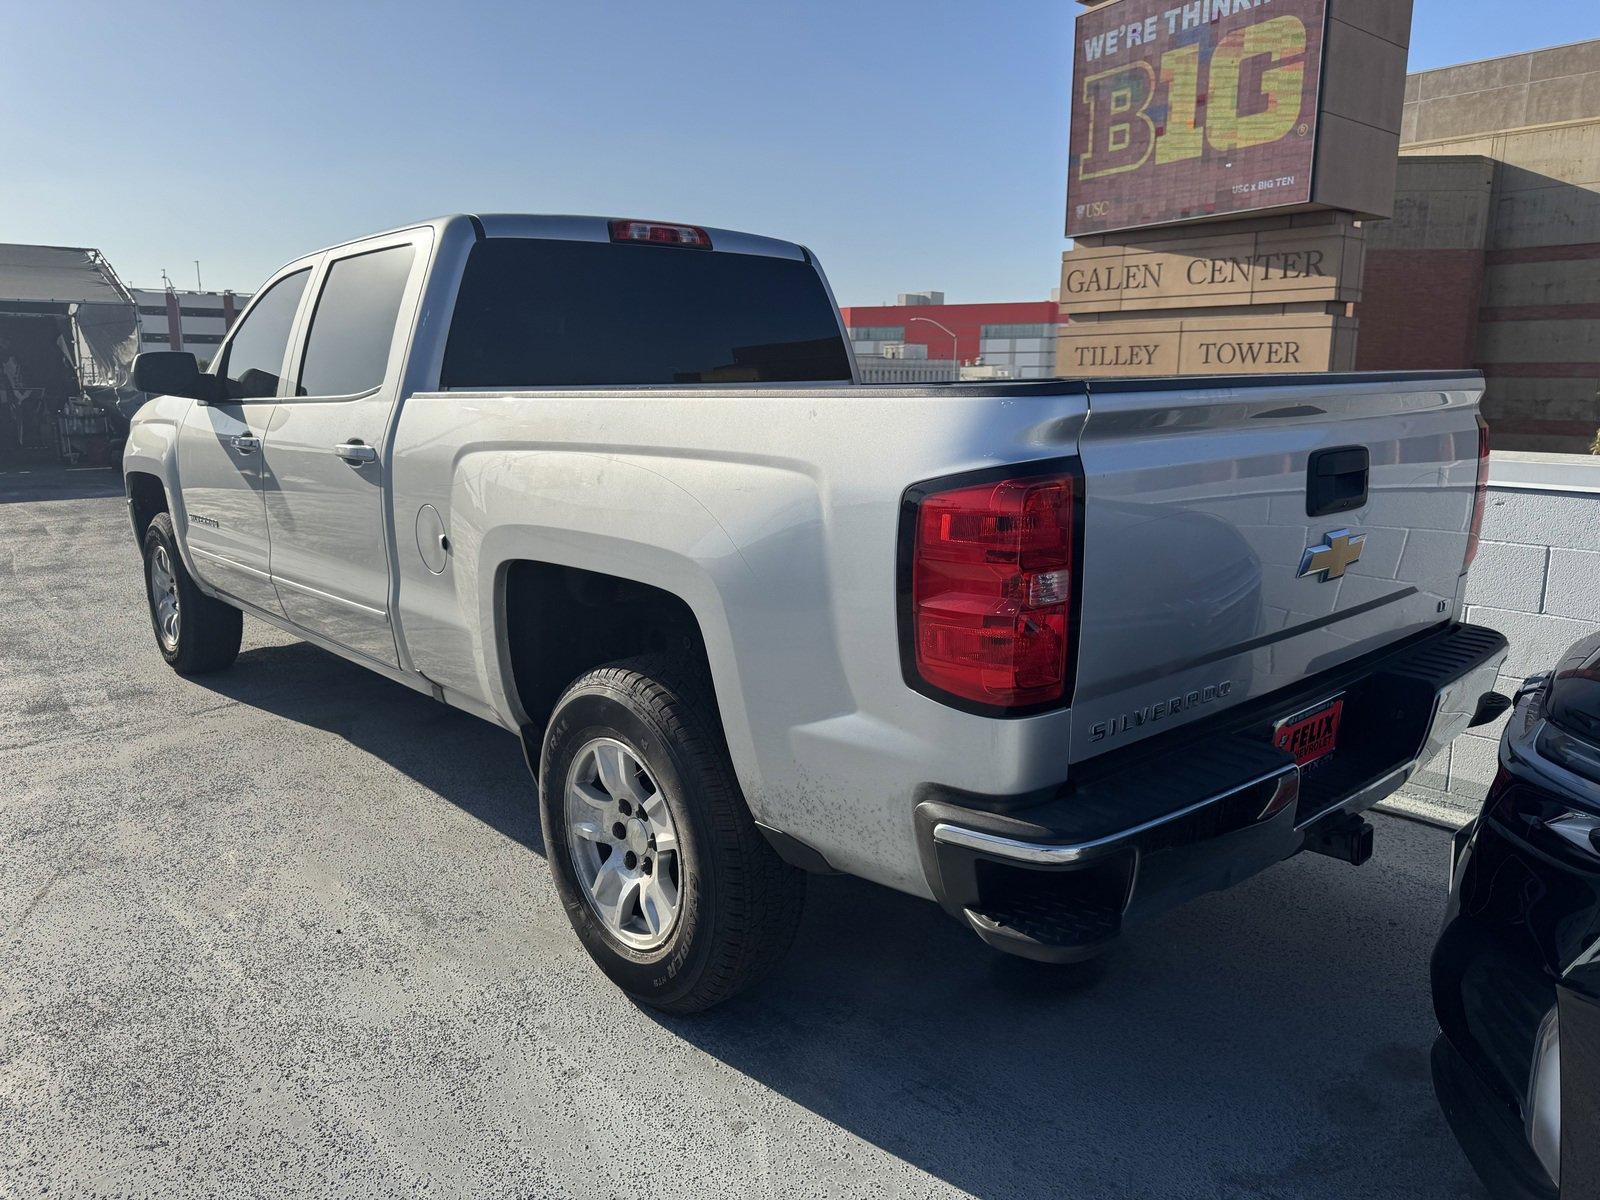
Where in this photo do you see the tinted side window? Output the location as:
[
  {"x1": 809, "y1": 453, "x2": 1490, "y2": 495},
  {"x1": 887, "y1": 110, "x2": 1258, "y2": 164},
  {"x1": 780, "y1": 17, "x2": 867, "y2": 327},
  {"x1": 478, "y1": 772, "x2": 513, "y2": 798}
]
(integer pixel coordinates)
[
  {"x1": 440, "y1": 239, "x2": 852, "y2": 388},
  {"x1": 297, "y1": 244, "x2": 416, "y2": 397},
  {"x1": 220, "y1": 268, "x2": 310, "y2": 400}
]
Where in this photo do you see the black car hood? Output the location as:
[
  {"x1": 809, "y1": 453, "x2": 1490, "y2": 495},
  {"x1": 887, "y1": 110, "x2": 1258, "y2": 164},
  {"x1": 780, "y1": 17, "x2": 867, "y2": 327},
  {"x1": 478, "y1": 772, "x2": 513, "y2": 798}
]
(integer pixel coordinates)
[{"x1": 1549, "y1": 632, "x2": 1600, "y2": 744}]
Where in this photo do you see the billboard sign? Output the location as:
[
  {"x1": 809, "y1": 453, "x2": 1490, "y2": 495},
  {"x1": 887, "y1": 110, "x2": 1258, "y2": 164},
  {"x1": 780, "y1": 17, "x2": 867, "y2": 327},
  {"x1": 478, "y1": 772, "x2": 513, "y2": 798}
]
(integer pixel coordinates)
[{"x1": 1066, "y1": 0, "x2": 1329, "y2": 238}]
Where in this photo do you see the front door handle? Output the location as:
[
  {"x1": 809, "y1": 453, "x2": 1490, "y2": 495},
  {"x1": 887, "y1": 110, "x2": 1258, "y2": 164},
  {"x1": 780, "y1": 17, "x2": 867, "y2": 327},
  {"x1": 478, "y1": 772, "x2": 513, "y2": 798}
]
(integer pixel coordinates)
[
  {"x1": 334, "y1": 440, "x2": 378, "y2": 465},
  {"x1": 231, "y1": 434, "x2": 259, "y2": 455}
]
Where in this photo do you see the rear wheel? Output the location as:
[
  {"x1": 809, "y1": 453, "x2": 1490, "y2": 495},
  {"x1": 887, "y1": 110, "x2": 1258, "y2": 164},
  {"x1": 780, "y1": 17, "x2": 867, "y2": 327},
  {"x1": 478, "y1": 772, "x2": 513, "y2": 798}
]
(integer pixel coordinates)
[
  {"x1": 539, "y1": 656, "x2": 805, "y2": 1013},
  {"x1": 142, "y1": 513, "x2": 242, "y2": 675}
]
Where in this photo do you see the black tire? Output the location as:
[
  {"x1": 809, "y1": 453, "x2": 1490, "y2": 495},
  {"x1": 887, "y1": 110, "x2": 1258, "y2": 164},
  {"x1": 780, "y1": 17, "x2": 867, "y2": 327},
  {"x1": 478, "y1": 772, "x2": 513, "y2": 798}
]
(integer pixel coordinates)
[
  {"x1": 539, "y1": 656, "x2": 805, "y2": 1013},
  {"x1": 142, "y1": 512, "x2": 242, "y2": 675}
]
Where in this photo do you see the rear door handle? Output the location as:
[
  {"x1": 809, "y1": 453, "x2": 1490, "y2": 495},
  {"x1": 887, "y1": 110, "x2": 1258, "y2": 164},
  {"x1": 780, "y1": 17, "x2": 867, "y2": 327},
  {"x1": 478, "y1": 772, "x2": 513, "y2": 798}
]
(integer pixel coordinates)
[
  {"x1": 334, "y1": 440, "x2": 378, "y2": 465},
  {"x1": 231, "y1": 435, "x2": 259, "y2": 455}
]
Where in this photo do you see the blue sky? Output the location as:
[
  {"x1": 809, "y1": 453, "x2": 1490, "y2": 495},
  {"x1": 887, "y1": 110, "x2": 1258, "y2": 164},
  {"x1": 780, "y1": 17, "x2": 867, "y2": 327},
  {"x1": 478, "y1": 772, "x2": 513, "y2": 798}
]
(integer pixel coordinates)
[{"x1": 2, "y1": 0, "x2": 1594, "y2": 304}]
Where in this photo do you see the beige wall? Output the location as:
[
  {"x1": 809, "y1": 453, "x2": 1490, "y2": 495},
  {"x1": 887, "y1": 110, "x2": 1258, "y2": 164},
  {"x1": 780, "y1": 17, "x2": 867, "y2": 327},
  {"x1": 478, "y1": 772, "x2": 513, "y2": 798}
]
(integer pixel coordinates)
[
  {"x1": 1404, "y1": 119, "x2": 1600, "y2": 248},
  {"x1": 1363, "y1": 156, "x2": 1495, "y2": 251},
  {"x1": 1378, "y1": 40, "x2": 1600, "y2": 453},
  {"x1": 1403, "y1": 40, "x2": 1600, "y2": 144}
]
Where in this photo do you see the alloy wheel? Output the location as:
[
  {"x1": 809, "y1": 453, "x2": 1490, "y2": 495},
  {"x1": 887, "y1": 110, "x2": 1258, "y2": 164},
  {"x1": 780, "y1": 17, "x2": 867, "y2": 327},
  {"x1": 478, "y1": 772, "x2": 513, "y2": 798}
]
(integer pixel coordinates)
[
  {"x1": 563, "y1": 737, "x2": 683, "y2": 950},
  {"x1": 149, "y1": 545, "x2": 180, "y2": 651}
]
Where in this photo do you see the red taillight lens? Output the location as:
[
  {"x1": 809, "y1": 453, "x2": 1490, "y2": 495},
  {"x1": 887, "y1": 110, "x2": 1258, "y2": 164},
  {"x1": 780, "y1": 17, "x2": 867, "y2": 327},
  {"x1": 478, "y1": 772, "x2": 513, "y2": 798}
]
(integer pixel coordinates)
[
  {"x1": 608, "y1": 219, "x2": 712, "y2": 249},
  {"x1": 910, "y1": 472, "x2": 1077, "y2": 708},
  {"x1": 1464, "y1": 414, "x2": 1490, "y2": 573}
]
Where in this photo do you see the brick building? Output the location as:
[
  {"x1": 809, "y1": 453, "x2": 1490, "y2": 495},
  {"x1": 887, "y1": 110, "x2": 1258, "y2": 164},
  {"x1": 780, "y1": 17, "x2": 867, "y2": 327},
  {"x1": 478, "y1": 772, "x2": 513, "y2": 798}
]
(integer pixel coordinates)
[
  {"x1": 1356, "y1": 38, "x2": 1600, "y2": 452},
  {"x1": 840, "y1": 299, "x2": 1061, "y2": 381},
  {"x1": 133, "y1": 289, "x2": 247, "y2": 370}
]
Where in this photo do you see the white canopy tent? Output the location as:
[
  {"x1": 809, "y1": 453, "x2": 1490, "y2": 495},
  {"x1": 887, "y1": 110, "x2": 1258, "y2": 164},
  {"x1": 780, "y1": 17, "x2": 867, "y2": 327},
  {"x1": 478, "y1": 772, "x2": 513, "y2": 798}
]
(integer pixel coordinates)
[{"x1": 0, "y1": 243, "x2": 141, "y2": 465}]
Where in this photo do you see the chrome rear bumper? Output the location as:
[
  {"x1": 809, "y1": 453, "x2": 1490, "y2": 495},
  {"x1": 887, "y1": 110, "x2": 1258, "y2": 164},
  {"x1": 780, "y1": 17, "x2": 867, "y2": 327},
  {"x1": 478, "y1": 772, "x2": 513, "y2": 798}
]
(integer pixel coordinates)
[{"x1": 915, "y1": 623, "x2": 1509, "y2": 961}]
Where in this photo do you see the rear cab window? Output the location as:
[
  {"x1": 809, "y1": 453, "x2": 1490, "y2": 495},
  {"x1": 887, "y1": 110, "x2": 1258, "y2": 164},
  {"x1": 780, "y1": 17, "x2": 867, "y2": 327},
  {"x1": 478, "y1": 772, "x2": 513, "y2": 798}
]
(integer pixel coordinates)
[
  {"x1": 440, "y1": 238, "x2": 852, "y2": 388},
  {"x1": 298, "y1": 244, "x2": 417, "y2": 397}
]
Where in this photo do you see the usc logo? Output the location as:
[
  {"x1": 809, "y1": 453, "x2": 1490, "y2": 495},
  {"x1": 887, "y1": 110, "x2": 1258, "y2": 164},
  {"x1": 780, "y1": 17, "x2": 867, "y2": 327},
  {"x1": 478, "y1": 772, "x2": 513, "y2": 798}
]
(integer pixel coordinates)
[{"x1": 1079, "y1": 16, "x2": 1309, "y2": 181}]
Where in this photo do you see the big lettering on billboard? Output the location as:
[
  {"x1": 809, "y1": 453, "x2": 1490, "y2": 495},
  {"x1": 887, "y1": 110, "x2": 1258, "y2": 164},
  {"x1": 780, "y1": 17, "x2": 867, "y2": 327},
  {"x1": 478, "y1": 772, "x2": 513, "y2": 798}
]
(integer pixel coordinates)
[{"x1": 1066, "y1": 0, "x2": 1328, "y2": 238}]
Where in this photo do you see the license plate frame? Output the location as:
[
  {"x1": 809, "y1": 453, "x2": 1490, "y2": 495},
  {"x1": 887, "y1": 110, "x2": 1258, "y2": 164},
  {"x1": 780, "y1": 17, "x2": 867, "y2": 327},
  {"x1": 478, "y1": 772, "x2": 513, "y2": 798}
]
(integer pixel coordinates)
[{"x1": 1273, "y1": 695, "x2": 1345, "y2": 768}]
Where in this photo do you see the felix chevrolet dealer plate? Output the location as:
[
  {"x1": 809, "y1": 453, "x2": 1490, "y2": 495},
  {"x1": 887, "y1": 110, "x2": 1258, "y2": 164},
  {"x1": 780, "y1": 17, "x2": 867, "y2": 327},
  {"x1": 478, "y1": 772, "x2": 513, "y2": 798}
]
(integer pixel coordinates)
[{"x1": 1273, "y1": 695, "x2": 1344, "y2": 767}]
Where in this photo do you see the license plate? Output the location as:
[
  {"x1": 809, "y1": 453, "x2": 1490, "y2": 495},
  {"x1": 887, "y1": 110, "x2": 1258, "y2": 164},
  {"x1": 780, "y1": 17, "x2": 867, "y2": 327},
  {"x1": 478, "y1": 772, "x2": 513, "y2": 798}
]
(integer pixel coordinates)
[{"x1": 1274, "y1": 696, "x2": 1344, "y2": 767}]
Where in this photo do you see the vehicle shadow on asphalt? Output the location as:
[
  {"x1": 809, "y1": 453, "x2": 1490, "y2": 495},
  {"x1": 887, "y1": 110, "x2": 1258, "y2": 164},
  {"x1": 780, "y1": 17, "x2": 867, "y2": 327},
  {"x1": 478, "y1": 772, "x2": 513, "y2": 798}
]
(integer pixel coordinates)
[
  {"x1": 649, "y1": 832, "x2": 1489, "y2": 1200},
  {"x1": 191, "y1": 638, "x2": 1485, "y2": 1200},
  {"x1": 196, "y1": 639, "x2": 544, "y2": 855},
  {"x1": 0, "y1": 467, "x2": 124, "y2": 504}
]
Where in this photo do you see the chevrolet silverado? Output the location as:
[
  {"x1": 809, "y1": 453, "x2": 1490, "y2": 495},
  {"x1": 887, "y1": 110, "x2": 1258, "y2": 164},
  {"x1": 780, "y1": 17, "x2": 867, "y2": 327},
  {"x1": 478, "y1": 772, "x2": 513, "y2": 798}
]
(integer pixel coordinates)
[{"x1": 123, "y1": 214, "x2": 1509, "y2": 1011}]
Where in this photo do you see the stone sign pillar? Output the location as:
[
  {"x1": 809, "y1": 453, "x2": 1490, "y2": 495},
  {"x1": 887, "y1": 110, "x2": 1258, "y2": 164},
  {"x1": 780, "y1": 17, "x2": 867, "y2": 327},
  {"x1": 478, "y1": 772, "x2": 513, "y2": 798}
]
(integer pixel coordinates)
[
  {"x1": 1058, "y1": 0, "x2": 1414, "y2": 376},
  {"x1": 1061, "y1": 211, "x2": 1366, "y2": 376}
]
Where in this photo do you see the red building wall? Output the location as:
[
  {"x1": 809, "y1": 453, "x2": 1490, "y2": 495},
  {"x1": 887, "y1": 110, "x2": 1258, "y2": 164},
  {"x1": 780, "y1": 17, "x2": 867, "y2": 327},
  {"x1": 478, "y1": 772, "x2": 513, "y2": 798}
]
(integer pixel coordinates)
[
  {"x1": 1354, "y1": 249, "x2": 1484, "y2": 372},
  {"x1": 839, "y1": 301, "x2": 1060, "y2": 365}
]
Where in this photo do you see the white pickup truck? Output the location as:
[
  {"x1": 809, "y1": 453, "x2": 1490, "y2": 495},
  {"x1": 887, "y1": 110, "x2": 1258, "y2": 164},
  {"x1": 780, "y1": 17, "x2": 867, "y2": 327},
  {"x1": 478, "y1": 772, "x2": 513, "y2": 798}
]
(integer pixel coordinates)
[{"x1": 125, "y1": 214, "x2": 1509, "y2": 1011}]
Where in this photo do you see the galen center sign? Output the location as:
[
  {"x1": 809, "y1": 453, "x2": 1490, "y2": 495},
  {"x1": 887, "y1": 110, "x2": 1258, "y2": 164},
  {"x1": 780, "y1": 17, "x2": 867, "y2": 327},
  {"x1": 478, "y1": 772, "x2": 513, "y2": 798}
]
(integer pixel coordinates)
[
  {"x1": 1068, "y1": 0, "x2": 1328, "y2": 238},
  {"x1": 1057, "y1": 0, "x2": 1415, "y2": 377}
]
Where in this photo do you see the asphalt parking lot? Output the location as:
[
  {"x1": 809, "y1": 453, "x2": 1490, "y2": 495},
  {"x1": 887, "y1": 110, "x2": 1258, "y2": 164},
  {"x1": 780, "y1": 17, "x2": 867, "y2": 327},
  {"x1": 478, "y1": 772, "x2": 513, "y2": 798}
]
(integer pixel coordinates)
[{"x1": 0, "y1": 467, "x2": 1487, "y2": 1199}]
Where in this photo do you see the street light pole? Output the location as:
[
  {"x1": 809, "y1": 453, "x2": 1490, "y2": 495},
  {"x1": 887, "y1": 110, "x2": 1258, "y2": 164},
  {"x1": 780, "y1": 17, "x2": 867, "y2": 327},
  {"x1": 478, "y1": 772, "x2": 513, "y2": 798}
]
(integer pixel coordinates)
[{"x1": 908, "y1": 316, "x2": 961, "y2": 382}]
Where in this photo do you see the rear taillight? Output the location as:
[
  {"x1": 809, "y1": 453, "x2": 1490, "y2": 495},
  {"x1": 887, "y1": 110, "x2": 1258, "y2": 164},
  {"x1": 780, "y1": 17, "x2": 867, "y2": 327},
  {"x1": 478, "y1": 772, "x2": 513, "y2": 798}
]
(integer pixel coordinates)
[
  {"x1": 904, "y1": 467, "x2": 1079, "y2": 709},
  {"x1": 1463, "y1": 414, "x2": 1490, "y2": 573},
  {"x1": 608, "y1": 219, "x2": 712, "y2": 249}
]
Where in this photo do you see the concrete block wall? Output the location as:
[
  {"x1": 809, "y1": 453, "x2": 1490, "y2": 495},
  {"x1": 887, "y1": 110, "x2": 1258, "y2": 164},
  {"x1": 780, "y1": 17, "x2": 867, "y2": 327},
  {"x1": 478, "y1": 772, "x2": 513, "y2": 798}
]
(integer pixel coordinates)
[{"x1": 1397, "y1": 453, "x2": 1600, "y2": 821}]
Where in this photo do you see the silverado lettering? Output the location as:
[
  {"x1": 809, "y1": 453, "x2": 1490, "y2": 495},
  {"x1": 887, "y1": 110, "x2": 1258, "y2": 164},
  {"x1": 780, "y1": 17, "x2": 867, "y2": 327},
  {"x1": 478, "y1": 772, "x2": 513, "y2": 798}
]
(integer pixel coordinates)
[{"x1": 1090, "y1": 681, "x2": 1234, "y2": 742}]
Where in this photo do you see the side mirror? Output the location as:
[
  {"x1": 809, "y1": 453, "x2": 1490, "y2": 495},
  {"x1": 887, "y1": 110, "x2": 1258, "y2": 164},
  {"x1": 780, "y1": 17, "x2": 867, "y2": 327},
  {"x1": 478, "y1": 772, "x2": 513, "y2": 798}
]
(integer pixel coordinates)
[{"x1": 132, "y1": 351, "x2": 222, "y2": 404}]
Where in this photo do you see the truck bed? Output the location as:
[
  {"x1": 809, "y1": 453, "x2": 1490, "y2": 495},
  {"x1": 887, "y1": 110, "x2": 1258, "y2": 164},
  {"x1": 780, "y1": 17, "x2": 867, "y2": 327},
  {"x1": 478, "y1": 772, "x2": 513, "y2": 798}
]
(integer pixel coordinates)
[{"x1": 387, "y1": 368, "x2": 1485, "y2": 892}]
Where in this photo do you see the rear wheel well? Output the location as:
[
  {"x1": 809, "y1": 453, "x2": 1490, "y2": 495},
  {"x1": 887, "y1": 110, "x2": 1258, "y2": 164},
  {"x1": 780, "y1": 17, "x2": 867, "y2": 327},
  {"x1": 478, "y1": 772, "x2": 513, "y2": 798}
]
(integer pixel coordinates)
[
  {"x1": 504, "y1": 561, "x2": 716, "y2": 744},
  {"x1": 126, "y1": 471, "x2": 169, "y2": 543}
]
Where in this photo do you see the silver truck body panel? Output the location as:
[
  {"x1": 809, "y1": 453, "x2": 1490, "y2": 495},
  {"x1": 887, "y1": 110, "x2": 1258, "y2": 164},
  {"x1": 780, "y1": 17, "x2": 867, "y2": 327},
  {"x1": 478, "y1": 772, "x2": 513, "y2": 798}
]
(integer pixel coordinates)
[
  {"x1": 389, "y1": 385, "x2": 1090, "y2": 894},
  {"x1": 261, "y1": 224, "x2": 437, "y2": 665},
  {"x1": 125, "y1": 213, "x2": 1490, "y2": 902},
  {"x1": 1072, "y1": 376, "x2": 1483, "y2": 760}
]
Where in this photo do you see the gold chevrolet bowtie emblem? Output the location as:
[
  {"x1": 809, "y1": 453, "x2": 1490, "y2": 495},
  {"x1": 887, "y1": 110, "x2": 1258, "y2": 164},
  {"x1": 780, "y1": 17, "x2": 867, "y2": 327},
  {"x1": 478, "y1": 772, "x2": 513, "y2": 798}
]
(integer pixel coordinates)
[{"x1": 1298, "y1": 530, "x2": 1366, "y2": 582}]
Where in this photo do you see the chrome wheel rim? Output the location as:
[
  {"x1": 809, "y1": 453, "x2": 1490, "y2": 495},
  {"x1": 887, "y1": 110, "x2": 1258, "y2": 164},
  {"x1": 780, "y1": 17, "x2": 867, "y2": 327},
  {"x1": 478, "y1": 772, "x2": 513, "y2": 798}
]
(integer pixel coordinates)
[
  {"x1": 563, "y1": 737, "x2": 682, "y2": 951},
  {"x1": 149, "y1": 545, "x2": 180, "y2": 651}
]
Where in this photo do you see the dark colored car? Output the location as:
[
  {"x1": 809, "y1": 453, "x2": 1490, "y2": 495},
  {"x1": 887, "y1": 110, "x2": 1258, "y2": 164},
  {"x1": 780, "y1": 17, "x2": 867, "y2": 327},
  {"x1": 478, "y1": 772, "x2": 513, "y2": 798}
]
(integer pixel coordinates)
[{"x1": 1434, "y1": 632, "x2": 1600, "y2": 1199}]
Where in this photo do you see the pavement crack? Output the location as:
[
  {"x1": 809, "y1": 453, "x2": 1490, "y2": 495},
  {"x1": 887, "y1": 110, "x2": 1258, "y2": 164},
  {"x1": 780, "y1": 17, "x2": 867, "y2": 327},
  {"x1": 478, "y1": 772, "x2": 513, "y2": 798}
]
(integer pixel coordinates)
[{"x1": 15, "y1": 847, "x2": 83, "y2": 927}]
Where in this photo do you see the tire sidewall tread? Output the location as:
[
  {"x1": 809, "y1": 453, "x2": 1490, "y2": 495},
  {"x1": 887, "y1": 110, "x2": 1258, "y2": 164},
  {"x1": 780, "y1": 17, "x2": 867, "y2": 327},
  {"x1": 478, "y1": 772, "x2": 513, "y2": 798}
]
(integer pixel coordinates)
[
  {"x1": 142, "y1": 513, "x2": 242, "y2": 675},
  {"x1": 539, "y1": 655, "x2": 803, "y2": 1013}
]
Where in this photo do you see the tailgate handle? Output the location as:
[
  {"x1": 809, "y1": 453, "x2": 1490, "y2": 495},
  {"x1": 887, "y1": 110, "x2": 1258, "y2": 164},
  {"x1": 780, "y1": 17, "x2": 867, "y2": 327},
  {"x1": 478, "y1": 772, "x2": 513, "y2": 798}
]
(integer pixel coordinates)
[{"x1": 1306, "y1": 446, "x2": 1368, "y2": 517}]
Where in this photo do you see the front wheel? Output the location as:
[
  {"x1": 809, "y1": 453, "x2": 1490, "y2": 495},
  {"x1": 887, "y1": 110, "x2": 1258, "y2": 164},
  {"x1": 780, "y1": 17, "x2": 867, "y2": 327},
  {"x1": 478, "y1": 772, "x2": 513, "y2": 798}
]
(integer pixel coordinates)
[
  {"x1": 539, "y1": 656, "x2": 805, "y2": 1013},
  {"x1": 142, "y1": 513, "x2": 242, "y2": 675}
]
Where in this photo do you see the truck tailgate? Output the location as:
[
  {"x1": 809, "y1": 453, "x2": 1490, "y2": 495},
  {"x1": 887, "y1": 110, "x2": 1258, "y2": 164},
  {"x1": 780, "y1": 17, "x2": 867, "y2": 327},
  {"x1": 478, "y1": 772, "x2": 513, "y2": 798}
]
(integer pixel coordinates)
[{"x1": 1070, "y1": 373, "x2": 1485, "y2": 762}]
